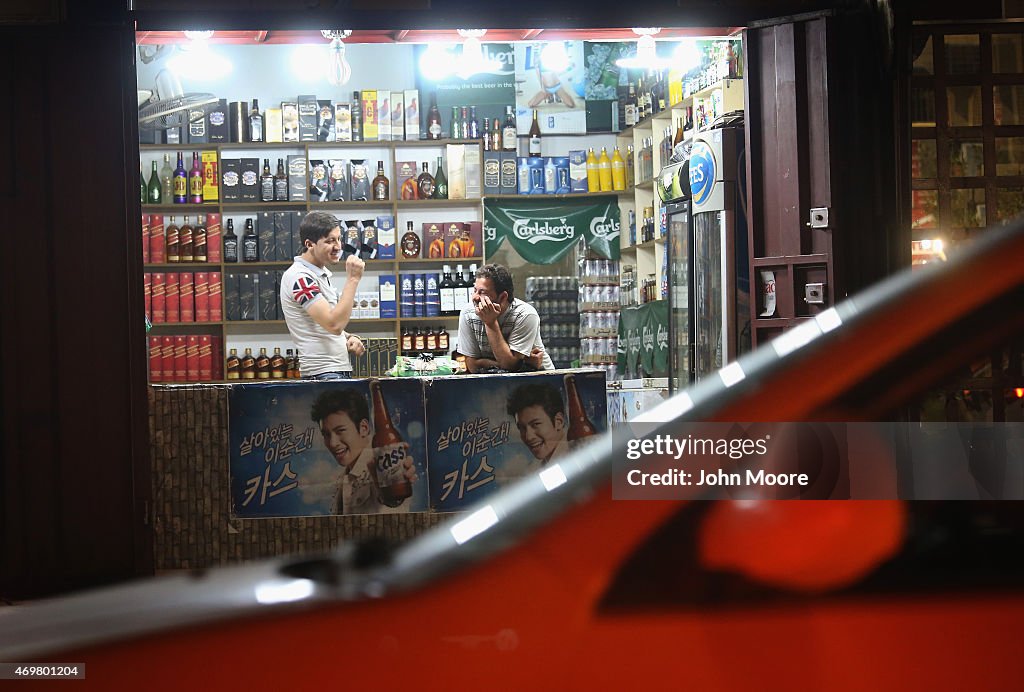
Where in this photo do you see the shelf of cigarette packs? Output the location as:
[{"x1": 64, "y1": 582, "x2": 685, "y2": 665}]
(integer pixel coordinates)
[
  {"x1": 577, "y1": 256, "x2": 621, "y2": 380},
  {"x1": 524, "y1": 276, "x2": 580, "y2": 370}
]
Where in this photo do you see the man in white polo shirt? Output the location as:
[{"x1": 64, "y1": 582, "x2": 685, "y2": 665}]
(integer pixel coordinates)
[{"x1": 280, "y1": 211, "x2": 366, "y2": 379}]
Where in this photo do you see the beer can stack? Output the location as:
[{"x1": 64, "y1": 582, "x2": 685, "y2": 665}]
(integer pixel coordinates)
[
  {"x1": 525, "y1": 276, "x2": 580, "y2": 370},
  {"x1": 578, "y1": 258, "x2": 620, "y2": 381}
]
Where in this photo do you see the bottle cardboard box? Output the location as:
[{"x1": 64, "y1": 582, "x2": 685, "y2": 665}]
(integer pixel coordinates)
[
  {"x1": 391, "y1": 92, "x2": 404, "y2": 141},
  {"x1": 207, "y1": 99, "x2": 229, "y2": 143},
  {"x1": 287, "y1": 155, "x2": 307, "y2": 202},
  {"x1": 149, "y1": 215, "x2": 165, "y2": 263},
  {"x1": 483, "y1": 150, "x2": 501, "y2": 196},
  {"x1": 376, "y1": 215, "x2": 395, "y2": 259},
  {"x1": 399, "y1": 273, "x2": 414, "y2": 317},
  {"x1": 334, "y1": 103, "x2": 352, "y2": 142},
  {"x1": 239, "y1": 273, "x2": 257, "y2": 321},
  {"x1": 151, "y1": 272, "x2": 166, "y2": 323},
  {"x1": 349, "y1": 160, "x2": 370, "y2": 201},
  {"x1": 403, "y1": 89, "x2": 420, "y2": 140},
  {"x1": 179, "y1": 272, "x2": 195, "y2": 322},
  {"x1": 206, "y1": 213, "x2": 221, "y2": 262},
  {"x1": 187, "y1": 106, "x2": 207, "y2": 143},
  {"x1": 396, "y1": 160, "x2": 418, "y2": 200},
  {"x1": 195, "y1": 271, "x2": 210, "y2": 322},
  {"x1": 223, "y1": 271, "x2": 240, "y2": 321},
  {"x1": 569, "y1": 150, "x2": 588, "y2": 193},
  {"x1": 209, "y1": 272, "x2": 223, "y2": 321},
  {"x1": 298, "y1": 95, "x2": 318, "y2": 142},
  {"x1": 316, "y1": 100, "x2": 335, "y2": 142},
  {"x1": 290, "y1": 212, "x2": 305, "y2": 257},
  {"x1": 446, "y1": 144, "x2": 466, "y2": 199},
  {"x1": 199, "y1": 335, "x2": 212, "y2": 380},
  {"x1": 144, "y1": 272, "x2": 152, "y2": 318},
  {"x1": 426, "y1": 272, "x2": 441, "y2": 317},
  {"x1": 202, "y1": 151, "x2": 219, "y2": 202},
  {"x1": 274, "y1": 212, "x2": 292, "y2": 260},
  {"x1": 186, "y1": 335, "x2": 200, "y2": 382},
  {"x1": 465, "y1": 144, "x2": 481, "y2": 199},
  {"x1": 228, "y1": 101, "x2": 249, "y2": 143},
  {"x1": 221, "y1": 159, "x2": 241, "y2": 202},
  {"x1": 260, "y1": 270, "x2": 277, "y2": 321},
  {"x1": 166, "y1": 272, "x2": 180, "y2": 323},
  {"x1": 282, "y1": 102, "x2": 299, "y2": 142},
  {"x1": 377, "y1": 91, "x2": 391, "y2": 141},
  {"x1": 499, "y1": 151, "x2": 518, "y2": 194},
  {"x1": 161, "y1": 336, "x2": 175, "y2": 383},
  {"x1": 360, "y1": 90, "x2": 378, "y2": 141},
  {"x1": 328, "y1": 159, "x2": 351, "y2": 201},
  {"x1": 258, "y1": 212, "x2": 276, "y2": 261},
  {"x1": 265, "y1": 108, "x2": 283, "y2": 143},
  {"x1": 423, "y1": 222, "x2": 446, "y2": 258},
  {"x1": 379, "y1": 275, "x2": 397, "y2": 318},
  {"x1": 149, "y1": 336, "x2": 163, "y2": 382},
  {"x1": 141, "y1": 214, "x2": 150, "y2": 263},
  {"x1": 413, "y1": 273, "x2": 426, "y2": 317},
  {"x1": 174, "y1": 335, "x2": 187, "y2": 382},
  {"x1": 240, "y1": 158, "x2": 260, "y2": 201}
]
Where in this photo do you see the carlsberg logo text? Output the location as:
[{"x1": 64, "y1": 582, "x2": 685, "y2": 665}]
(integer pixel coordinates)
[
  {"x1": 512, "y1": 218, "x2": 576, "y2": 244},
  {"x1": 589, "y1": 215, "x2": 620, "y2": 239}
]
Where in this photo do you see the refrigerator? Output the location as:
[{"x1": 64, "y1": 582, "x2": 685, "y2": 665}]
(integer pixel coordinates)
[{"x1": 666, "y1": 120, "x2": 751, "y2": 393}]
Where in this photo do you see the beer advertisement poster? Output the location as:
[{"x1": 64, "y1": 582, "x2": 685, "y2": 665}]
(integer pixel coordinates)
[
  {"x1": 228, "y1": 380, "x2": 429, "y2": 517},
  {"x1": 514, "y1": 41, "x2": 587, "y2": 134},
  {"x1": 425, "y1": 370, "x2": 608, "y2": 511}
]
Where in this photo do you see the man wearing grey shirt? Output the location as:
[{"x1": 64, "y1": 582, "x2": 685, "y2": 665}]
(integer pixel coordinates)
[
  {"x1": 457, "y1": 263, "x2": 553, "y2": 373},
  {"x1": 280, "y1": 211, "x2": 366, "y2": 379}
]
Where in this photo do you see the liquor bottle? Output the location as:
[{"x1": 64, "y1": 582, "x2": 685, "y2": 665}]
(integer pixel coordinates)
[
  {"x1": 223, "y1": 219, "x2": 239, "y2": 263},
  {"x1": 425, "y1": 326, "x2": 438, "y2": 351},
  {"x1": 351, "y1": 91, "x2": 363, "y2": 143},
  {"x1": 240, "y1": 347, "x2": 256, "y2": 380},
  {"x1": 372, "y1": 160, "x2": 389, "y2": 201},
  {"x1": 624, "y1": 84, "x2": 637, "y2": 128},
  {"x1": 285, "y1": 348, "x2": 296, "y2": 378},
  {"x1": 625, "y1": 144, "x2": 635, "y2": 188},
  {"x1": 673, "y1": 117, "x2": 686, "y2": 148},
  {"x1": 468, "y1": 263, "x2": 477, "y2": 284},
  {"x1": 417, "y1": 161, "x2": 435, "y2": 199},
  {"x1": 433, "y1": 156, "x2": 448, "y2": 200},
  {"x1": 453, "y1": 264, "x2": 470, "y2": 313},
  {"x1": 437, "y1": 326, "x2": 450, "y2": 351},
  {"x1": 657, "y1": 70, "x2": 667, "y2": 112},
  {"x1": 270, "y1": 347, "x2": 285, "y2": 379},
  {"x1": 160, "y1": 153, "x2": 174, "y2": 201},
  {"x1": 225, "y1": 348, "x2": 241, "y2": 380},
  {"x1": 501, "y1": 106, "x2": 518, "y2": 152},
  {"x1": 189, "y1": 152, "x2": 204, "y2": 204},
  {"x1": 249, "y1": 99, "x2": 264, "y2": 142},
  {"x1": 597, "y1": 147, "x2": 613, "y2": 192},
  {"x1": 528, "y1": 109, "x2": 542, "y2": 156},
  {"x1": 369, "y1": 378, "x2": 413, "y2": 505},
  {"x1": 468, "y1": 105, "x2": 480, "y2": 139},
  {"x1": 460, "y1": 107, "x2": 469, "y2": 140},
  {"x1": 586, "y1": 147, "x2": 600, "y2": 192},
  {"x1": 401, "y1": 325, "x2": 413, "y2": 352},
  {"x1": 482, "y1": 124, "x2": 492, "y2": 151},
  {"x1": 274, "y1": 158, "x2": 288, "y2": 201},
  {"x1": 427, "y1": 92, "x2": 443, "y2": 140},
  {"x1": 193, "y1": 217, "x2": 207, "y2": 263},
  {"x1": 439, "y1": 264, "x2": 456, "y2": 316},
  {"x1": 166, "y1": 216, "x2": 180, "y2": 263},
  {"x1": 256, "y1": 347, "x2": 271, "y2": 379},
  {"x1": 147, "y1": 160, "x2": 162, "y2": 204},
  {"x1": 242, "y1": 218, "x2": 258, "y2": 262},
  {"x1": 173, "y1": 151, "x2": 188, "y2": 204},
  {"x1": 491, "y1": 118, "x2": 502, "y2": 152},
  {"x1": 179, "y1": 216, "x2": 194, "y2": 262},
  {"x1": 141, "y1": 166, "x2": 146, "y2": 205},
  {"x1": 413, "y1": 327, "x2": 426, "y2": 352},
  {"x1": 565, "y1": 373, "x2": 598, "y2": 447},
  {"x1": 450, "y1": 106, "x2": 461, "y2": 139},
  {"x1": 260, "y1": 158, "x2": 274, "y2": 202},
  {"x1": 636, "y1": 76, "x2": 646, "y2": 121},
  {"x1": 611, "y1": 147, "x2": 626, "y2": 191}
]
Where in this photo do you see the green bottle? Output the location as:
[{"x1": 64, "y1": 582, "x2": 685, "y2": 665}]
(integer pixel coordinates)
[
  {"x1": 141, "y1": 166, "x2": 146, "y2": 204},
  {"x1": 433, "y1": 155, "x2": 448, "y2": 199},
  {"x1": 147, "y1": 160, "x2": 162, "y2": 204}
]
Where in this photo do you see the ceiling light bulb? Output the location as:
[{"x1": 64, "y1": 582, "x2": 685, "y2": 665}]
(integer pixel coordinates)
[
  {"x1": 183, "y1": 30, "x2": 214, "y2": 42},
  {"x1": 327, "y1": 38, "x2": 352, "y2": 86}
]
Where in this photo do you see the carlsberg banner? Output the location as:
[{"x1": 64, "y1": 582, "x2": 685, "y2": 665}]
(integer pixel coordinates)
[
  {"x1": 618, "y1": 300, "x2": 669, "y2": 378},
  {"x1": 483, "y1": 196, "x2": 621, "y2": 264}
]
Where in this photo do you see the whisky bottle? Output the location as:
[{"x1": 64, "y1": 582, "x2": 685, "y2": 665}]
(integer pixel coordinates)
[
  {"x1": 270, "y1": 347, "x2": 285, "y2": 378},
  {"x1": 240, "y1": 347, "x2": 256, "y2": 380},
  {"x1": 284, "y1": 348, "x2": 296, "y2": 378},
  {"x1": 179, "y1": 216, "x2": 194, "y2": 262},
  {"x1": 433, "y1": 156, "x2": 448, "y2": 200},
  {"x1": 273, "y1": 158, "x2": 288, "y2": 201},
  {"x1": 173, "y1": 151, "x2": 188, "y2": 204},
  {"x1": 425, "y1": 326, "x2": 438, "y2": 351},
  {"x1": 372, "y1": 160, "x2": 389, "y2": 201},
  {"x1": 223, "y1": 219, "x2": 239, "y2": 263},
  {"x1": 437, "y1": 326, "x2": 450, "y2": 351},
  {"x1": 439, "y1": 265, "x2": 455, "y2": 316},
  {"x1": 528, "y1": 110, "x2": 542, "y2": 156},
  {"x1": 260, "y1": 158, "x2": 274, "y2": 202},
  {"x1": 351, "y1": 91, "x2": 363, "y2": 143},
  {"x1": 189, "y1": 151, "x2": 203, "y2": 204},
  {"x1": 401, "y1": 325, "x2": 413, "y2": 352},
  {"x1": 166, "y1": 216, "x2": 180, "y2": 263},
  {"x1": 501, "y1": 106, "x2": 518, "y2": 152},
  {"x1": 193, "y1": 217, "x2": 207, "y2": 263},
  {"x1": 624, "y1": 84, "x2": 638, "y2": 127},
  {"x1": 416, "y1": 161, "x2": 435, "y2": 199},
  {"x1": 225, "y1": 348, "x2": 241, "y2": 380},
  {"x1": 625, "y1": 144, "x2": 635, "y2": 188},
  {"x1": 160, "y1": 153, "x2": 174, "y2": 201},
  {"x1": 427, "y1": 92, "x2": 442, "y2": 140},
  {"x1": 256, "y1": 347, "x2": 271, "y2": 379},
  {"x1": 242, "y1": 218, "x2": 258, "y2": 262},
  {"x1": 147, "y1": 160, "x2": 162, "y2": 204},
  {"x1": 249, "y1": 99, "x2": 264, "y2": 143}
]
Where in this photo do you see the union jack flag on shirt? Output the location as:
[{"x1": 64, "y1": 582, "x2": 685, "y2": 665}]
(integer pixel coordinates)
[{"x1": 292, "y1": 276, "x2": 321, "y2": 306}]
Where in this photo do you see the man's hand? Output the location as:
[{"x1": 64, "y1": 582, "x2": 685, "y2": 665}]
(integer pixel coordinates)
[
  {"x1": 525, "y1": 347, "x2": 546, "y2": 370},
  {"x1": 474, "y1": 294, "x2": 502, "y2": 327},
  {"x1": 345, "y1": 254, "x2": 365, "y2": 281},
  {"x1": 347, "y1": 334, "x2": 365, "y2": 356}
]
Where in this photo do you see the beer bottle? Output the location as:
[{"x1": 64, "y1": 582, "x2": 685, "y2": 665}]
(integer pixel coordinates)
[
  {"x1": 193, "y1": 216, "x2": 208, "y2": 263},
  {"x1": 270, "y1": 347, "x2": 285, "y2": 378},
  {"x1": 225, "y1": 348, "x2": 241, "y2": 380},
  {"x1": 147, "y1": 160, "x2": 162, "y2": 204},
  {"x1": 369, "y1": 378, "x2": 413, "y2": 505},
  {"x1": 180, "y1": 216, "x2": 194, "y2": 262},
  {"x1": 240, "y1": 347, "x2": 256, "y2": 379},
  {"x1": 166, "y1": 216, "x2": 180, "y2": 263},
  {"x1": 223, "y1": 219, "x2": 239, "y2": 263},
  {"x1": 256, "y1": 347, "x2": 271, "y2": 379},
  {"x1": 565, "y1": 374, "x2": 598, "y2": 448}
]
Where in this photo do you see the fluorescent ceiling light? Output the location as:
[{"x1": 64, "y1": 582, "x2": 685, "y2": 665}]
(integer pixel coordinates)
[{"x1": 167, "y1": 41, "x2": 232, "y2": 80}]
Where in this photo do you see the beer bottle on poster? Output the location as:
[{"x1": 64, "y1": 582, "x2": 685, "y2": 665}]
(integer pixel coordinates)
[
  {"x1": 242, "y1": 218, "x2": 258, "y2": 262},
  {"x1": 564, "y1": 374, "x2": 598, "y2": 447},
  {"x1": 166, "y1": 216, "x2": 180, "y2": 263},
  {"x1": 189, "y1": 151, "x2": 204, "y2": 204},
  {"x1": 427, "y1": 92, "x2": 442, "y2": 140},
  {"x1": 270, "y1": 347, "x2": 285, "y2": 378},
  {"x1": 179, "y1": 216, "x2": 194, "y2": 262},
  {"x1": 369, "y1": 378, "x2": 413, "y2": 505},
  {"x1": 240, "y1": 347, "x2": 256, "y2": 379},
  {"x1": 225, "y1": 348, "x2": 241, "y2": 380},
  {"x1": 223, "y1": 219, "x2": 239, "y2": 263},
  {"x1": 256, "y1": 347, "x2": 271, "y2": 379},
  {"x1": 173, "y1": 151, "x2": 188, "y2": 204},
  {"x1": 147, "y1": 160, "x2": 162, "y2": 204}
]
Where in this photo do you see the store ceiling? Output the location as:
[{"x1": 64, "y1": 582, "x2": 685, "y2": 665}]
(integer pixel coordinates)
[{"x1": 135, "y1": 28, "x2": 741, "y2": 45}]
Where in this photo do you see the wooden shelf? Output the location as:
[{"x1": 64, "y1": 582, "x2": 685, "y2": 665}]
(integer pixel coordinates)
[
  {"x1": 309, "y1": 201, "x2": 392, "y2": 209},
  {"x1": 143, "y1": 204, "x2": 219, "y2": 213},
  {"x1": 144, "y1": 262, "x2": 219, "y2": 269},
  {"x1": 221, "y1": 201, "x2": 307, "y2": 209},
  {"x1": 392, "y1": 139, "x2": 481, "y2": 147},
  {"x1": 216, "y1": 142, "x2": 305, "y2": 150},
  {"x1": 483, "y1": 191, "x2": 629, "y2": 200},
  {"x1": 140, "y1": 144, "x2": 219, "y2": 151},
  {"x1": 397, "y1": 256, "x2": 483, "y2": 264},
  {"x1": 398, "y1": 316, "x2": 460, "y2": 322},
  {"x1": 395, "y1": 199, "x2": 481, "y2": 208}
]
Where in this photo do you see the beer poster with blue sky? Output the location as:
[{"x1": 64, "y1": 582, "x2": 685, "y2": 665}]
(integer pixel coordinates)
[
  {"x1": 425, "y1": 370, "x2": 607, "y2": 511},
  {"x1": 513, "y1": 41, "x2": 587, "y2": 134},
  {"x1": 228, "y1": 380, "x2": 429, "y2": 518}
]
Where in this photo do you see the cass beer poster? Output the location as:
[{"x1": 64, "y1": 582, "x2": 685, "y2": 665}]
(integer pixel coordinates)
[
  {"x1": 229, "y1": 380, "x2": 429, "y2": 517},
  {"x1": 228, "y1": 371, "x2": 608, "y2": 517}
]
